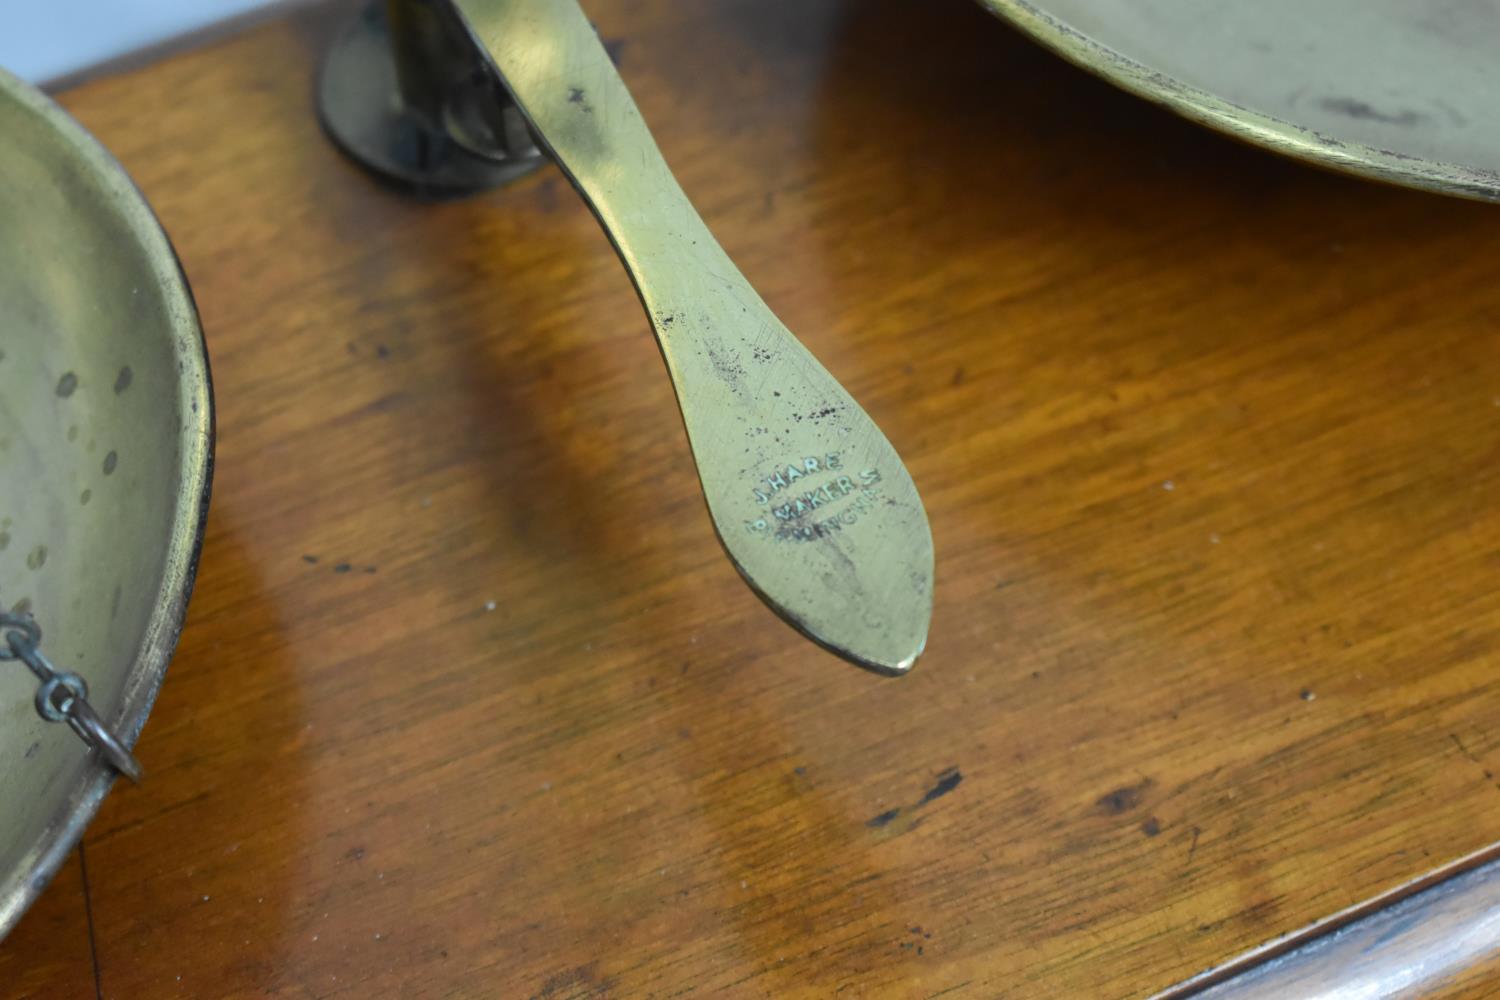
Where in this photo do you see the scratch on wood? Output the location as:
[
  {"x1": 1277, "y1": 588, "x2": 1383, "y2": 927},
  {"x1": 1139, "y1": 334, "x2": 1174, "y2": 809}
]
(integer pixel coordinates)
[
  {"x1": 1448, "y1": 733, "x2": 1500, "y2": 792},
  {"x1": 1451, "y1": 732, "x2": 1480, "y2": 762}
]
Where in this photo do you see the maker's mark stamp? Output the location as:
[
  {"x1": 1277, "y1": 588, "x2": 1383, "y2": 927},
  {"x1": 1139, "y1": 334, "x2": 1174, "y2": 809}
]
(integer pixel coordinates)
[{"x1": 743, "y1": 452, "x2": 885, "y2": 542}]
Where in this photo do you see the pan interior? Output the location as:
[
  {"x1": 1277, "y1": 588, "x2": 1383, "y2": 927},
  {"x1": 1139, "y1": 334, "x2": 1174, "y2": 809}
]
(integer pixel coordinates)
[{"x1": 0, "y1": 68, "x2": 210, "y2": 937}]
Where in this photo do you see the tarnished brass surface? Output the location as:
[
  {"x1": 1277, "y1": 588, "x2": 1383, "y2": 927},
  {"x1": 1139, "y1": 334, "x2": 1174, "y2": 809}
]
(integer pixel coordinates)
[
  {"x1": 449, "y1": 0, "x2": 934, "y2": 673},
  {"x1": 0, "y1": 67, "x2": 212, "y2": 940},
  {"x1": 982, "y1": 0, "x2": 1500, "y2": 203}
]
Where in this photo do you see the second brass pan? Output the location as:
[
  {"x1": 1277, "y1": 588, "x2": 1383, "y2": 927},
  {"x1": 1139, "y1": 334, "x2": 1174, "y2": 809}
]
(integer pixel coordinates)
[{"x1": 982, "y1": 0, "x2": 1500, "y2": 202}]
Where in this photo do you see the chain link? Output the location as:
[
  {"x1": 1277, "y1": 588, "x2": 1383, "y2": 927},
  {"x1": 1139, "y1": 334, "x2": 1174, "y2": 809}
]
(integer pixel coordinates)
[{"x1": 1, "y1": 611, "x2": 144, "y2": 782}]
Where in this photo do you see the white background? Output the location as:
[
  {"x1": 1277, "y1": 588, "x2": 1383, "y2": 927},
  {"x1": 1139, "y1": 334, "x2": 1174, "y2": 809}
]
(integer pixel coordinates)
[{"x1": 3, "y1": 1, "x2": 288, "y2": 87}]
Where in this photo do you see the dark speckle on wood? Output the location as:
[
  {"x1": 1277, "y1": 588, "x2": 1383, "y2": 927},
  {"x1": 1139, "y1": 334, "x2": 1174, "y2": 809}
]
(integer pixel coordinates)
[
  {"x1": 919, "y1": 768, "x2": 963, "y2": 805},
  {"x1": 869, "y1": 768, "x2": 964, "y2": 832},
  {"x1": 1096, "y1": 779, "x2": 1152, "y2": 815},
  {"x1": 1141, "y1": 816, "x2": 1161, "y2": 837},
  {"x1": 56, "y1": 372, "x2": 78, "y2": 397},
  {"x1": 334, "y1": 563, "x2": 352, "y2": 574}
]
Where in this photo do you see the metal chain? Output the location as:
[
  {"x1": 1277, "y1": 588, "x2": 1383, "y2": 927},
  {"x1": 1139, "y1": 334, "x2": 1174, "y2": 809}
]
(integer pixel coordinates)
[{"x1": 0, "y1": 611, "x2": 143, "y2": 782}]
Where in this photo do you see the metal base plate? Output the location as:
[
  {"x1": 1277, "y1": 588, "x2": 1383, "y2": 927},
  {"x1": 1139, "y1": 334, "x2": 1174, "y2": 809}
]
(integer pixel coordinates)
[{"x1": 316, "y1": 1, "x2": 545, "y2": 197}]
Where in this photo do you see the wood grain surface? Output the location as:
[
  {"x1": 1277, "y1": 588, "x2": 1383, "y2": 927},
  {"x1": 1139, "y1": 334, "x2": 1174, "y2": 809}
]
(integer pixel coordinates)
[{"x1": 7, "y1": 0, "x2": 1500, "y2": 996}]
